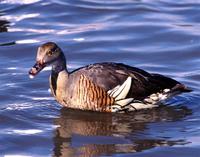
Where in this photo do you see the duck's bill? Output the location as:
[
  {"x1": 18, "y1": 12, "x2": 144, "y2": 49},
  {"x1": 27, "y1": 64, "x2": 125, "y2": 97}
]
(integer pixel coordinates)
[{"x1": 29, "y1": 62, "x2": 46, "y2": 79}]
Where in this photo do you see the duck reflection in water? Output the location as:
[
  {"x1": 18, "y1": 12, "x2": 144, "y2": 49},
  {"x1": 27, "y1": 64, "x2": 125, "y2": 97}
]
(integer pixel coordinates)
[{"x1": 53, "y1": 105, "x2": 191, "y2": 157}]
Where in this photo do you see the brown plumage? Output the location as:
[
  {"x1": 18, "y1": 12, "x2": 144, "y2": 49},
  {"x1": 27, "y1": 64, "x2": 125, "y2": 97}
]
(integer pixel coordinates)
[{"x1": 29, "y1": 42, "x2": 191, "y2": 112}]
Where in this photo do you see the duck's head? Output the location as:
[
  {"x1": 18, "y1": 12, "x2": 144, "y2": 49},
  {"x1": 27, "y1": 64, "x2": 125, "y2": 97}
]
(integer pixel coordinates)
[{"x1": 29, "y1": 42, "x2": 64, "y2": 78}]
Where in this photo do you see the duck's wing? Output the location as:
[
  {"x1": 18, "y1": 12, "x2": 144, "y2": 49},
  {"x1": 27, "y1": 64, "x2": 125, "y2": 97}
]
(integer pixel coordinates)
[
  {"x1": 68, "y1": 62, "x2": 191, "y2": 112},
  {"x1": 72, "y1": 62, "x2": 189, "y2": 100},
  {"x1": 75, "y1": 62, "x2": 151, "y2": 91}
]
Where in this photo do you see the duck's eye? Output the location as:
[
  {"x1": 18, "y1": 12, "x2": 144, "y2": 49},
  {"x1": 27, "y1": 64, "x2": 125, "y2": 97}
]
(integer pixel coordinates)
[
  {"x1": 51, "y1": 47, "x2": 58, "y2": 52},
  {"x1": 47, "y1": 51, "x2": 53, "y2": 56}
]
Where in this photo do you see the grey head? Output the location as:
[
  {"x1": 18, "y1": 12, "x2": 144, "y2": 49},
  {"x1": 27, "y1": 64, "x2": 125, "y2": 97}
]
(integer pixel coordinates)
[{"x1": 29, "y1": 42, "x2": 66, "y2": 78}]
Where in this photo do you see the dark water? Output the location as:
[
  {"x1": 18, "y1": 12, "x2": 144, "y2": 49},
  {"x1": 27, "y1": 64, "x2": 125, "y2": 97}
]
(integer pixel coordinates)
[{"x1": 0, "y1": 0, "x2": 200, "y2": 156}]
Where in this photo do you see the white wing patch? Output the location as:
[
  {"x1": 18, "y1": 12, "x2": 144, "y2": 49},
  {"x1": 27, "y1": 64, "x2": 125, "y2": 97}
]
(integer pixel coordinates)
[
  {"x1": 107, "y1": 76, "x2": 133, "y2": 112},
  {"x1": 107, "y1": 76, "x2": 172, "y2": 112},
  {"x1": 112, "y1": 76, "x2": 132, "y2": 100}
]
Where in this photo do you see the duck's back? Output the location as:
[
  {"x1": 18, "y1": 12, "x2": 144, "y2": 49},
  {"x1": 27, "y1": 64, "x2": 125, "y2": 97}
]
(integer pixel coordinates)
[{"x1": 68, "y1": 62, "x2": 183, "y2": 100}]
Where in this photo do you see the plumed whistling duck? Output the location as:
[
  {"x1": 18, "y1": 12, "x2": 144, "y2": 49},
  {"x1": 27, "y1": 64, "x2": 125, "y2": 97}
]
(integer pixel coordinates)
[{"x1": 29, "y1": 42, "x2": 191, "y2": 112}]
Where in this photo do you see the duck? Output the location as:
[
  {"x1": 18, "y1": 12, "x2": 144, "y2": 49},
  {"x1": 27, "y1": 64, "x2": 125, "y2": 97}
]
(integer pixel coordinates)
[{"x1": 29, "y1": 42, "x2": 191, "y2": 112}]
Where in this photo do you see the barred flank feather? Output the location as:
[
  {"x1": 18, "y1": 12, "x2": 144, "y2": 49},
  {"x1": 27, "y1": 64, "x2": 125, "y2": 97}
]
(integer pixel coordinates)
[{"x1": 77, "y1": 75, "x2": 114, "y2": 112}]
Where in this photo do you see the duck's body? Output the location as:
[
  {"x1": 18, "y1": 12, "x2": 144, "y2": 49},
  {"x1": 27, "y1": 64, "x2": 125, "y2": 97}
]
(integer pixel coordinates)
[{"x1": 29, "y1": 42, "x2": 191, "y2": 112}]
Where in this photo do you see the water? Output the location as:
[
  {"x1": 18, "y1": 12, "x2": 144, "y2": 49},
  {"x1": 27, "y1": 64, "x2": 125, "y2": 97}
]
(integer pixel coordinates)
[{"x1": 0, "y1": 0, "x2": 200, "y2": 156}]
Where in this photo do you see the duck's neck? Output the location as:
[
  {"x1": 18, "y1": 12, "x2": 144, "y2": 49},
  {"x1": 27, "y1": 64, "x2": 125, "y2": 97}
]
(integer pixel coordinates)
[
  {"x1": 50, "y1": 53, "x2": 69, "y2": 99},
  {"x1": 52, "y1": 53, "x2": 68, "y2": 75}
]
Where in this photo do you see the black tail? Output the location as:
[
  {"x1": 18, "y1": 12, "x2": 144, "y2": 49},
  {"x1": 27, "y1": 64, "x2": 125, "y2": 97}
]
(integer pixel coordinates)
[
  {"x1": 150, "y1": 73, "x2": 192, "y2": 93},
  {"x1": 171, "y1": 84, "x2": 192, "y2": 93}
]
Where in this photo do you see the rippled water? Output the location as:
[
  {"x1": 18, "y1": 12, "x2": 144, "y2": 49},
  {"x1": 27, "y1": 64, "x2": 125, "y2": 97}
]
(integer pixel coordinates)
[{"x1": 0, "y1": 0, "x2": 200, "y2": 156}]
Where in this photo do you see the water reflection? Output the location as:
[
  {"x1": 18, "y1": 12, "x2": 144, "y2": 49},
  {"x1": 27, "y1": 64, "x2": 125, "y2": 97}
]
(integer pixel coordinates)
[{"x1": 53, "y1": 106, "x2": 191, "y2": 157}]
